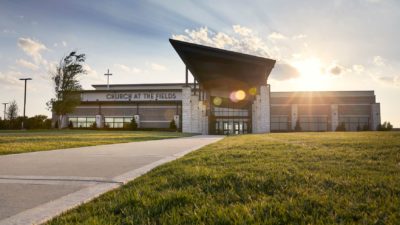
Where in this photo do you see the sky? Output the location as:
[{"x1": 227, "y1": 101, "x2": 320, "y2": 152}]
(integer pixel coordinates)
[{"x1": 0, "y1": 0, "x2": 399, "y2": 126}]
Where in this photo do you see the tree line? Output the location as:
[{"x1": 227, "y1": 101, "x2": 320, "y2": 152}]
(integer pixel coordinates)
[{"x1": 0, "y1": 100, "x2": 51, "y2": 129}]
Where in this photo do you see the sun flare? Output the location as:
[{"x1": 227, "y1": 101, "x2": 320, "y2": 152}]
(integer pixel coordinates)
[{"x1": 292, "y1": 57, "x2": 329, "y2": 90}]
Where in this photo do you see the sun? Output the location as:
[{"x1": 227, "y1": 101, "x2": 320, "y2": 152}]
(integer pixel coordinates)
[{"x1": 292, "y1": 57, "x2": 329, "y2": 91}]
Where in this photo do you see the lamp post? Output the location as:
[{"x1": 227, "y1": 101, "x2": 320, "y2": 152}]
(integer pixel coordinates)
[
  {"x1": 19, "y1": 78, "x2": 32, "y2": 129},
  {"x1": 2, "y1": 103, "x2": 7, "y2": 120}
]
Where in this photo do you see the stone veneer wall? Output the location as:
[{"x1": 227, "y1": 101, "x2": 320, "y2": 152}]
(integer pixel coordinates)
[
  {"x1": 252, "y1": 85, "x2": 271, "y2": 133},
  {"x1": 181, "y1": 86, "x2": 208, "y2": 134}
]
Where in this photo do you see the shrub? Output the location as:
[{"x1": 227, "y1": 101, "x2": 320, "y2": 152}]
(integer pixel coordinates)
[
  {"x1": 130, "y1": 118, "x2": 138, "y2": 130},
  {"x1": 90, "y1": 121, "x2": 97, "y2": 129},
  {"x1": 169, "y1": 119, "x2": 177, "y2": 131},
  {"x1": 336, "y1": 122, "x2": 346, "y2": 131},
  {"x1": 294, "y1": 120, "x2": 301, "y2": 132},
  {"x1": 68, "y1": 121, "x2": 74, "y2": 129}
]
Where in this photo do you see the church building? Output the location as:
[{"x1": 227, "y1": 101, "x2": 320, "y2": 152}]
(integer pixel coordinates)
[{"x1": 57, "y1": 39, "x2": 381, "y2": 134}]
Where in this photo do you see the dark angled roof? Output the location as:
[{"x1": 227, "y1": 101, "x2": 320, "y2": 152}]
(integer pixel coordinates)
[{"x1": 170, "y1": 39, "x2": 276, "y2": 91}]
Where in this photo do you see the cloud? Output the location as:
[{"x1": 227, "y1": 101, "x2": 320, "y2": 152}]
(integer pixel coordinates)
[
  {"x1": 212, "y1": 32, "x2": 235, "y2": 48},
  {"x1": 378, "y1": 75, "x2": 400, "y2": 86},
  {"x1": 373, "y1": 56, "x2": 385, "y2": 66},
  {"x1": 232, "y1": 25, "x2": 252, "y2": 36},
  {"x1": 366, "y1": 0, "x2": 382, "y2": 3},
  {"x1": 172, "y1": 26, "x2": 272, "y2": 58},
  {"x1": 114, "y1": 64, "x2": 141, "y2": 74},
  {"x1": 62, "y1": 41, "x2": 67, "y2": 47},
  {"x1": 352, "y1": 64, "x2": 365, "y2": 74},
  {"x1": 150, "y1": 63, "x2": 167, "y2": 71},
  {"x1": 17, "y1": 37, "x2": 48, "y2": 64},
  {"x1": 16, "y1": 59, "x2": 39, "y2": 70},
  {"x1": 270, "y1": 62, "x2": 301, "y2": 81},
  {"x1": 329, "y1": 65, "x2": 343, "y2": 75},
  {"x1": 268, "y1": 32, "x2": 287, "y2": 41},
  {"x1": 0, "y1": 71, "x2": 24, "y2": 88},
  {"x1": 3, "y1": 29, "x2": 16, "y2": 34},
  {"x1": 292, "y1": 34, "x2": 307, "y2": 40}
]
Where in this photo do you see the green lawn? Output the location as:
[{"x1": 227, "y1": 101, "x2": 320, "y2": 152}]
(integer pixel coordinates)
[
  {"x1": 48, "y1": 132, "x2": 400, "y2": 224},
  {"x1": 0, "y1": 130, "x2": 191, "y2": 155}
]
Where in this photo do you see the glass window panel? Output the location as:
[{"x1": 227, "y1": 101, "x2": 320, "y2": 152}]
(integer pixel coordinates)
[
  {"x1": 124, "y1": 117, "x2": 133, "y2": 122},
  {"x1": 86, "y1": 117, "x2": 95, "y2": 122},
  {"x1": 271, "y1": 117, "x2": 279, "y2": 122},
  {"x1": 114, "y1": 118, "x2": 123, "y2": 122},
  {"x1": 105, "y1": 118, "x2": 113, "y2": 123},
  {"x1": 77, "y1": 122, "x2": 86, "y2": 127},
  {"x1": 350, "y1": 117, "x2": 359, "y2": 122},
  {"x1": 114, "y1": 123, "x2": 123, "y2": 128},
  {"x1": 78, "y1": 117, "x2": 86, "y2": 122}
]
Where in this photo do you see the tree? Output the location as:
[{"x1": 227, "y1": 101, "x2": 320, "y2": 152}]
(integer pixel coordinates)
[
  {"x1": 47, "y1": 51, "x2": 86, "y2": 129},
  {"x1": 377, "y1": 121, "x2": 393, "y2": 131},
  {"x1": 7, "y1": 100, "x2": 18, "y2": 120},
  {"x1": 26, "y1": 115, "x2": 48, "y2": 129}
]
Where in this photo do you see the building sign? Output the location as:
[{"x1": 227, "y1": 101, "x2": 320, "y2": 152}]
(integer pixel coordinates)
[{"x1": 81, "y1": 91, "x2": 182, "y2": 102}]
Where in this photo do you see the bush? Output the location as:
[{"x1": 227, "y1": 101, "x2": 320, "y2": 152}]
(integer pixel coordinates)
[
  {"x1": 68, "y1": 121, "x2": 74, "y2": 129},
  {"x1": 169, "y1": 119, "x2": 177, "y2": 131},
  {"x1": 90, "y1": 121, "x2": 97, "y2": 129},
  {"x1": 336, "y1": 122, "x2": 346, "y2": 131},
  {"x1": 294, "y1": 120, "x2": 301, "y2": 132},
  {"x1": 130, "y1": 118, "x2": 138, "y2": 130},
  {"x1": 377, "y1": 121, "x2": 393, "y2": 131}
]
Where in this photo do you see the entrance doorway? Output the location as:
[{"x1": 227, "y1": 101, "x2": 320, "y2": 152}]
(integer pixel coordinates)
[
  {"x1": 210, "y1": 97, "x2": 251, "y2": 135},
  {"x1": 215, "y1": 120, "x2": 249, "y2": 134}
]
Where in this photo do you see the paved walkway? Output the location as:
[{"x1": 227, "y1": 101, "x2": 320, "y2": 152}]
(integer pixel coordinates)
[{"x1": 0, "y1": 135, "x2": 223, "y2": 225}]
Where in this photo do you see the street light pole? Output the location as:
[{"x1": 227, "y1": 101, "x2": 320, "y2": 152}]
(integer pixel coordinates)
[
  {"x1": 19, "y1": 78, "x2": 32, "y2": 129},
  {"x1": 2, "y1": 103, "x2": 7, "y2": 120}
]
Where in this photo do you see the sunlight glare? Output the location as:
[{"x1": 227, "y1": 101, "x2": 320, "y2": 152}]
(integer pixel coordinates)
[{"x1": 292, "y1": 57, "x2": 329, "y2": 90}]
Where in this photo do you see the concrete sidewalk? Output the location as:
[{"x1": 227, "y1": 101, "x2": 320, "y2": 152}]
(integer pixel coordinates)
[{"x1": 0, "y1": 135, "x2": 223, "y2": 225}]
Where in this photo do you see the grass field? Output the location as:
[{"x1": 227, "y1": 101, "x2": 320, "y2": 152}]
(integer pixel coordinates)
[
  {"x1": 0, "y1": 130, "x2": 191, "y2": 155},
  {"x1": 47, "y1": 132, "x2": 400, "y2": 224}
]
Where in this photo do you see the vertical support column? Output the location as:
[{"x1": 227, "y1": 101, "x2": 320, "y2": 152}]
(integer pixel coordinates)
[
  {"x1": 331, "y1": 104, "x2": 339, "y2": 131},
  {"x1": 134, "y1": 114, "x2": 140, "y2": 128},
  {"x1": 182, "y1": 86, "x2": 192, "y2": 133},
  {"x1": 191, "y1": 93, "x2": 200, "y2": 133},
  {"x1": 60, "y1": 115, "x2": 68, "y2": 129},
  {"x1": 252, "y1": 95, "x2": 260, "y2": 133},
  {"x1": 291, "y1": 104, "x2": 298, "y2": 131},
  {"x1": 51, "y1": 111, "x2": 57, "y2": 128},
  {"x1": 173, "y1": 115, "x2": 180, "y2": 129},
  {"x1": 185, "y1": 66, "x2": 188, "y2": 86},
  {"x1": 259, "y1": 85, "x2": 270, "y2": 133},
  {"x1": 95, "y1": 115, "x2": 104, "y2": 128},
  {"x1": 252, "y1": 85, "x2": 270, "y2": 133},
  {"x1": 371, "y1": 103, "x2": 381, "y2": 130},
  {"x1": 194, "y1": 79, "x2": 197, "y2": 95}
]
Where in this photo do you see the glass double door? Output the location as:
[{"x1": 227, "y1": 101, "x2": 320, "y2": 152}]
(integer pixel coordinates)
[{"x1": 215, "y1": 120, "x2": 248, "y2": 135}]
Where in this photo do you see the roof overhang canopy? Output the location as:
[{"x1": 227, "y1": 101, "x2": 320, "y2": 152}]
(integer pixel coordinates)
[{"x1": 170, "y1": 39, "x2": 276, "y2": 91}]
